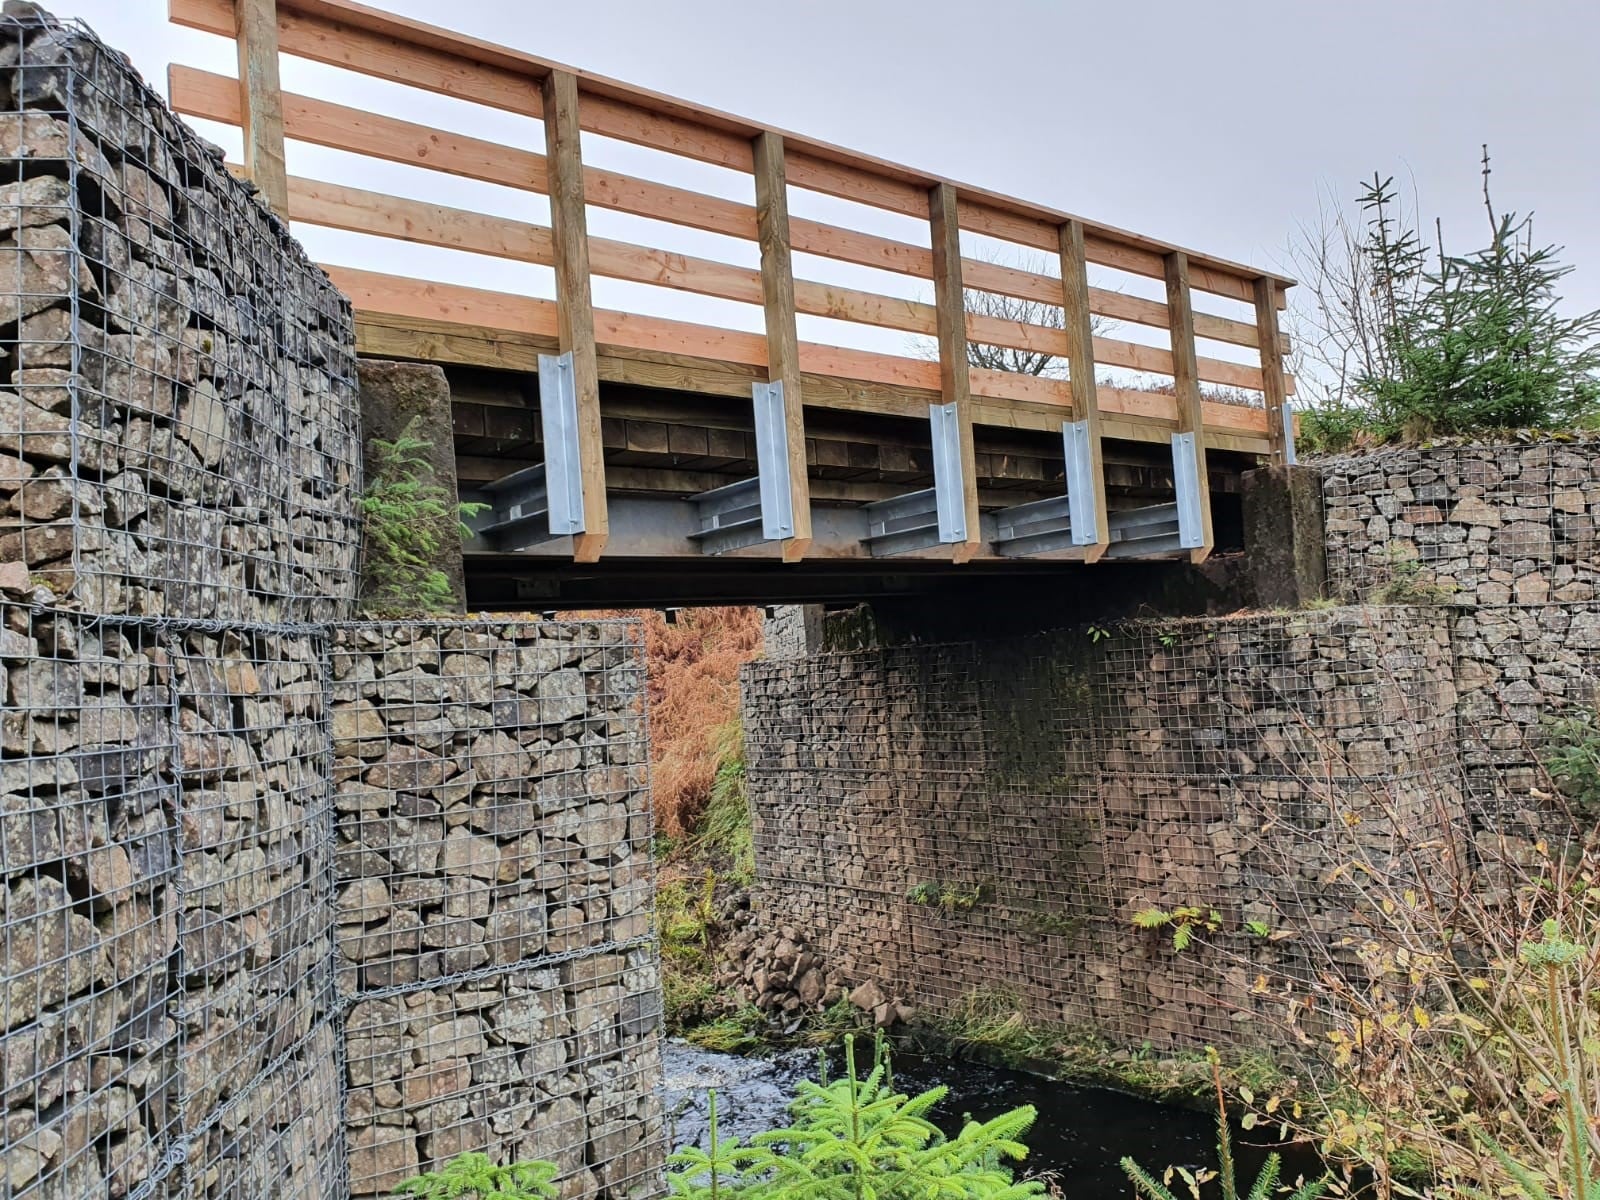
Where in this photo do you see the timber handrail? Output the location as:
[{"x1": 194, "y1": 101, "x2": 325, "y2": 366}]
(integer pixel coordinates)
[
  {"x1": 168, "y1": 0, "x2": 1298, "y2": 548},
  {"x1": 172, "y1": 0, "x2": 1289, "y2": 298}
]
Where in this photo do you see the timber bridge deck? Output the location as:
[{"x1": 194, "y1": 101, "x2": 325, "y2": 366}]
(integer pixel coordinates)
[{"x1": 168, "y1": 0, "x2": 1297, "y2": 608}]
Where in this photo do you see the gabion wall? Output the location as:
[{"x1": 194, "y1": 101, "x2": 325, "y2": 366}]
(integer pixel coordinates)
[
  {"x1": 329, "y1": 620, "x2": 661, "y2": 1200},
  {"x1": 0, "y1": 606, "x2": 346, "y2": 1200},
  {"x1": 742, "y1": 607, "x2": 1466, "y2": 1050},
  {"x1": 0, "y1": 11, "x2": 663, "y2": 1200},
  {"x1": 0, "y1": 7, "x2": 360, "y2": 621},
  {"x1": 1321, "y1": 441, "x2": 1600, "y2": 817}
]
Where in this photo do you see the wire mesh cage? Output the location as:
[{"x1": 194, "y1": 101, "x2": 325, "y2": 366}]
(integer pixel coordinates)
[
  {"x1": 0, "y1": 606, "x2": 182, "y2": 1198},
  {"x1": 167, "y1": 626, "x2": 336, "y2": 1134},
  {"x1": 743, "y1": 606, "x2": 1471, "y2": 1051},
  {"x1": 329, "y1": 617, "x2": 662, "y2": 1200},
  {"x1": 0, "y1": 6, "x2": 361, "y2": 625},
  {"x1": 1321, "y1": 440, "x2": 1600, "y2": 607}
]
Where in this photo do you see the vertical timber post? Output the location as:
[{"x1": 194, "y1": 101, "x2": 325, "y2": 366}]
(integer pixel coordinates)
[
  {"x1": 232, "y1": 0, "x2": 288, "y2": 217},
  {"x1": 1164, "y1": 251, "x2": 1214, "y2": 563},
  {"x1": 752, "y1": 131, "x2": 812, "y2": 562},
  {"x1": 1254, "y1": 276, "x2": 1291, "y2": 465},
  {"x1": 542, "y1": 69, "x2": 608, "y2": 562},
  {"x1": 1057, "y1": 219, "x2": 1110, "y2": 561},
  {"x1": 928, "y1": 182, "x2": 982, "y2": 563}
]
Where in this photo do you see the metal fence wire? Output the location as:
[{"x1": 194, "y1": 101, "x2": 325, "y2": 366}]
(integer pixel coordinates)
[
  {"x1": 743, "y1": 607, "x2": 1471, "y2": 1051},
  {"x1": 328, "y1": 618, "x2": 662, "y2": 1200},
  {"x1": 1321, "y1": 440, "x2": 1600, "y2": 607},
  {"x1": 0, "y1": 10, "x2": 664, "y2": 1200},
  {"x1": 0, "y1": 605, "x2": 664, "y2": 1200},
  {"x1": 0, "y1": 6, "x2": 361, "y2": 625}
]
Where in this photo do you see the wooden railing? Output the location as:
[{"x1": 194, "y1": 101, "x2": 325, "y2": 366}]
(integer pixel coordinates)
[{"x1": 167, "y1": 0, "x2": 1295, "y2": 564}]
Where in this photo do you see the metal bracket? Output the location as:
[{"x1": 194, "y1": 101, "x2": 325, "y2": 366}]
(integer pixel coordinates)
[
  {"x1": 1171, "y1": 432, "x2": 1205, "y2": 550},
  {"x1": 1063, "y1": 419, "x2": 1100, "y2": 547},
  {"x1": 991, "y1": 494, "x2": 1074, "y2": 557},
  {"x1": 468, "y1": 464, "x2": 554, "y2": 550},
  {"x1": 752, "y1": 380, "x2": 795, "y2": 540},
  {"x1": 689, "y1": 478, "x2": 765, "y2": 556},
  {"x1": 539, "y1": 351, "x2": 584, "y2": 536},
  {"x1": 929, "y1": 401, "x2": 967, "y2": 544},
  {"x1": 861, "y1": 488, "x2": 941, "y2": 557},
  {"x1": 688, "y1": 381, "x2": 801, "y2": 555},
  {"x1": 1282, "y1": 404, "x2": 1298, "y2": 465}
]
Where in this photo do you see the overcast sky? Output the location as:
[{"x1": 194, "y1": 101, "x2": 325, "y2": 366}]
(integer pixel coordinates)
[{"x1": 62, "y1": 0, "x2": 1600, "y2": 386}]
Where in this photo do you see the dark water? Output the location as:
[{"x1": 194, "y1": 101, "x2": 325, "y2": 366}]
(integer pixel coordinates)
[{"x1": 663, "y1": 1041, "x2": 1319, "y2": 1196}]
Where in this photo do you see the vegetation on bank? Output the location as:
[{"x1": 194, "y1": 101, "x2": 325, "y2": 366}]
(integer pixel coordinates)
[
  {"x1": 358, "y1": 418, "x2": 484, "y2": 615},
  {"x1": 668, "y1": 1036, "x2": 1043, "y2": 1200},
  {"x1": 399, "y1": 1038, "x2": 1045, "y2": 1200},
  {"x1": 642, "y1": 606, "x2": 764, "y2": 838},
  {"x1": 1292, "y1": 151, "x2": 1600, "y2": 452},
  {"x1": 901, "y1": 984, "x2": 1286, "y2": 1109}
]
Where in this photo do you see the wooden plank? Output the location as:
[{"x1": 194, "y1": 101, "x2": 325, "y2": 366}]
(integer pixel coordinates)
[
  {"x1": 752, "y1": 131, "x2": 811, "y2": 562},
  {"x1": 178, "y1": 65, "x2": 1288, "y2": 357},
  {"x1": 1059, "y1": 220, "x2": 1109, "y2": 559},
  {"x1": 338, "y1": 268, "x2": 1274, "y2": 444},
  {"x1": 543, "y1": 69, "x2": 607, "y2": 562},
  {"x1": 231, "y1": 0, "x2": 288, "y2": 216},
  {"x1": 171, "y1": 65, "x2": 545, "y2": 188},
  {"x1": 354, "y1": 309, "x2": 1275, "y2": 458},
  {"x1": 168, "y1": 0, "x2": 1292, "y2": 300},
  {"x1": 1164, "y1": 251, "x2": 1214, "y2": 563},
  {"x1": 928, "y1": 182, "x2": 981, "y2": 562},
  {"x1": 1254, "y1": 277, "x2": 1289, "y2": 463},
  {"x1": 267, "y1": 165, "x2": 1282, "y2": 393}
]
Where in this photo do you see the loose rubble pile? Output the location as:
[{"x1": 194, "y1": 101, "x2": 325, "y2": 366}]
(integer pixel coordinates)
[{"x1": 717, "y1": 915, "x2": 915, "y2": 1029}]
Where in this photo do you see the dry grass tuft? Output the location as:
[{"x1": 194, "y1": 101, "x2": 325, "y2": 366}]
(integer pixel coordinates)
[{"x1": 638, "y1": 606, "x2": 763, "y2": 836}]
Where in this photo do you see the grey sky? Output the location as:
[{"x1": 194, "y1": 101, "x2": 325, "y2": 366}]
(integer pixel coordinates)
[{"x1": 64, "y1": 0, "x2": 1600, "y2": 387}]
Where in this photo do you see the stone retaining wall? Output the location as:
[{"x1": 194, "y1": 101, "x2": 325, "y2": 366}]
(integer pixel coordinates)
[
  {"x1": 742, "y1": 607, "x2": 1464, "y2": 1050},
  {"x1": 0, "y1": 5, "x2": 360, "y2": 622},
  {"x1": 0, "y1": 12, "x2": 663, "y2": 1200},
  {"x1": 329, "y1": 619, "x2": 660, "y2": 1200},
  {"x1": 1320, "y1": 441, "x2": 1600, "y2": 815}
]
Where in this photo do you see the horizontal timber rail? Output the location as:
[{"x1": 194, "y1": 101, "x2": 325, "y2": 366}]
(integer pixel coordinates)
[{"x1": 170, "y1": 0, "x2": 1297, "y2": 566}]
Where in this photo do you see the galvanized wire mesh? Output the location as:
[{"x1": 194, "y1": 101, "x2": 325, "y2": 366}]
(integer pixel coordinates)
[
  {"x1": 1, "y1": 605, "x2": 664, "y2": 1200},
  {"x1": 0, "y1": 14, "x2": 664, "y2": 1200},
  {"x1": 743, "y1": 606, "x2": 1469, "y2": 1050},
  {"x1": 1323, "y1": 443, "x2": 1600, "y2": 825},
  {"x1": 329, "y1": 618, "x2": 662, "y2": 1200},
  {"x1": 0, "y1": 7, "x2": 361, "y2": 625},
  {"x1": 0, "y1": 608, "x2": 181, "y2": 1198},
  {"x1": 1321, "y1": 441, "x2": 1600, "y2": 607},
  {"x1": 0, "y1": 604, "x2": 342, "y2": 1200}
]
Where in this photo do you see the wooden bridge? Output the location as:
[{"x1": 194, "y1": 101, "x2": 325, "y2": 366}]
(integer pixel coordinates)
[{"x1": 168, "y1": 0, "x2": 1299, "y2": 608}]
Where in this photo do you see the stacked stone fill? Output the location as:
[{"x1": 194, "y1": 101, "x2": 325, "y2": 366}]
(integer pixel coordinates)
[
  {"x1": 742, "y1": 607, "x2": 1464, "y2": 1051},
  {"x1": 329, "y1": 619, "x2": 661, "y2": 1200},
  {"x1": 0, "y1": 4, "x2": 360, "y2": 621}
]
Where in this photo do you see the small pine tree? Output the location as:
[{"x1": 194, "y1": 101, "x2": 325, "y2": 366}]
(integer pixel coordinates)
[
  {"x1": 359, "y1": 417, "x2": 482, "y2": 616},
  {"x1": 667, "y1": 1035, "x2": 1045, "y2": 1200},
  {"x1": 393, "y1": 1152, "x2": 558, "y2": 1200},
  {"x1": 1354, "y1": 149, "x2": 1600, "y2": 439}
]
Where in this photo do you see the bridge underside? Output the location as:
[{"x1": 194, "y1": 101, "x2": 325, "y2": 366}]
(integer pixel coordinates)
[{"x1": 428, "y1": 345, "x2": 1255, "y2": 610}]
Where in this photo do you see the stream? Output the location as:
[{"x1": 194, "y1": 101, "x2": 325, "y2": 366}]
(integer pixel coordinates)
[{"x1": 663, "y1": 1040, "x2": 1316, "y2": 1196}]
